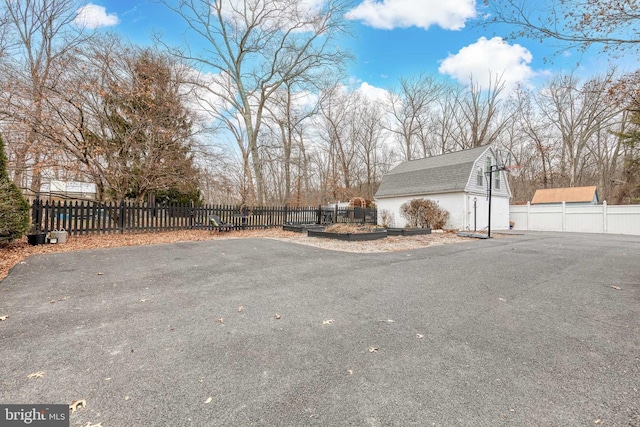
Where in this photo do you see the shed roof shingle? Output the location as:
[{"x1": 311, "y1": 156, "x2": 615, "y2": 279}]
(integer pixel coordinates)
[
  {"x1": 531, "y1": 186, "x2": 598, "y2": 204},
  {"x1": 375, "y1": 146, "x2": 489, "y2": 198}
]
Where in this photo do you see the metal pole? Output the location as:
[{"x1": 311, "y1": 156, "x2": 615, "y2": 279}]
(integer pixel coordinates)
[
  {"x1": 488, "y1": 166, "x2": 493, "y2": 238},
  {"x1": 473, "y1": 197, "x2": 477, "y2": 232}
]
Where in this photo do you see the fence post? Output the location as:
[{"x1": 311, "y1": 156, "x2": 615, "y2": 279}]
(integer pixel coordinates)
[
  {"x1": 603, "y1": 200, "x2": 608, "y2": 234},
  {"x1": 189, "y1": 200, "x2": 195, "y2": 230},
  {"x1": 562, "y1": 201, "x2": 566, "y2": 232},
  {"x1": 526, "y1": 201, "x2": 530, "y2": 231},
  {"x1": 119, "y1": 200, "x2": 126, "y2": 234},
  {"x1": 31, "y1": 197, "x2": 42, "y2": 231}
]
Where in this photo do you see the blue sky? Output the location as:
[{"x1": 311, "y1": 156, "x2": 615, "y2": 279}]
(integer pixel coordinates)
[{"x1": 74, "y1": 0, "x2": 624, "y2": 93}]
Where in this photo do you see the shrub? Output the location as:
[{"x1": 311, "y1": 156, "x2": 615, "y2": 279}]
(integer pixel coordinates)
[
  {"x1": 379, "y1": 209, "x2": 395, "y2": 228},
  {"x1": 400, "y1": 198, "x2": 449, "y2": 229},
  {"x1": 0, "y1": 135, "x2": 30, "y2": 243}
]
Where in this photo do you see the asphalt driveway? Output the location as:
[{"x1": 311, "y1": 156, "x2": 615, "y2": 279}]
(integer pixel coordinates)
[{"x1": 1, "y1": 232, "x2": 639, "y2": 426}]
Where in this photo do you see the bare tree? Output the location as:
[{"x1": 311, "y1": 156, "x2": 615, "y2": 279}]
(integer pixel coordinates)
[
  {"x1": 513, "y1": 85, "x2": 556, "y2": 189},
  {"x1": 535, "y1": 70, "x2": 621, "y2": 187},
  {"x1": 386, "y1": 73, "x2": 443, "y2": 161},
  {"x1": 317, "y1": 86, "x2": 362, "y2": 200},
  {"x1": 354, "y1": 98, "x2": 386, "y2": 199},
  {"x1": 40, "y1": 36, "x2": 203, "y2": 202},
  {"x1": 0, "y1": 0, "x2": 88, "y2": 193},
  {"x1": 160, "y1": 0, "x2": 352, "y2": 205},
  {"x1": 426, "y1": 83, "x2": 462, "y2": 155},
  {"x1": 262, "y1": 83, "x2": 318, "y2": 204},
  {"x1": 484, "y1": 0, "x2": 640, "y2": 56},
  {"x1": 450, "y1": 74, "x2": 512, "y2": 149}
]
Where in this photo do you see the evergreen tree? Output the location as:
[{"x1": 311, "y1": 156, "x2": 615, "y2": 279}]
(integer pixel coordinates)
[
  {"x1": 101, "y1": 49, "x2": 201, "y2": 202},
  {"x1": 618, "y1": 109, "x2": 640, "y2": 203},
  {"x1": 0, "y1": 134, "x2": 30, "y2": 243}
]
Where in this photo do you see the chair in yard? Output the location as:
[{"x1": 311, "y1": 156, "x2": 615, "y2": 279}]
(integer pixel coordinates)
[{"x1": 210, "y1": 214, "x2": 234, "y2": 232}]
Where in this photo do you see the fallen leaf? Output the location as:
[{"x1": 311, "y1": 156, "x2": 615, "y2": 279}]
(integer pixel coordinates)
[
  {"x1": 379, "y1": 319, "x2": 394, "y2": 323},
  {"x1": 27, "y1": 371, "x2": 45, "y2": 379},
  {"x1": 322, "y1": 319, "x2": 334, "y2": 325},
  {"x1": 347, "y1": 369, "x2": 353, "y2": 375},
  {"x1": 50, "y1": 300, "x2": 56, "y2": 304},
  {"x1": 0, "y1": 315, "x2": 8, "y2": 321},
  {"x1": 139, "y1": 299, "x2": 147, "y2": 303},
  {"x1": 594, "y1": 420, "x2": 601, "y2": 425},
  {"x1": 124, "y1": 396, "x2": 130, "y2": 401},
  {"x1": 205, "y1": 397, "x2": 212, "y2": 404},
  {"x1": 368, "y1": 347, "x2": 379, "y2": 353},
  {"x1": 274, "y1": 313, "x2": 281, "y2": 320},
  {"x1": 610, "y1": 286, "x2": 621, "y2": 290},
  {"x1": 96, "y1": 272, "x2": 104, "y2": 276},
  {"x1": 237, "y1": 306, "x2": 244, "y2": 312},
  {"x1": 104, "y1": 378, "x2": 111, "y2": 381},
  {"x1": 217, "y1": 318, "x2": 224, "y2": 324},
  {"x1": 69, "y1": 399, "x2": 86, "y2": 413},
  {"x1": 416, "y1": 334, "x2": 424, "y2": 339},
  {"x1": 498, "y1": 298, "x2": 506, "y2": 302}
]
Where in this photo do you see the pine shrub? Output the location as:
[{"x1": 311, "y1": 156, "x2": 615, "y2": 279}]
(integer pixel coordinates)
[{"x1": 0, "y1": 135, "x2": 30, "y2": 243}]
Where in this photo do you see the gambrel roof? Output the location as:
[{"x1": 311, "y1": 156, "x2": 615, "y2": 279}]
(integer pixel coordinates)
[{"x1": 375, "y1": 146, "x2": 492, "y2": 198}]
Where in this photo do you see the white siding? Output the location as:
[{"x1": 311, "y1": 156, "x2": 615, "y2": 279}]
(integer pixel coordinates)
[
  {"x1": 465, "y1": 194, "x2": 511, "y2": 231},
  {"x1": 377, "y1": 193, "x2": 464, "y2": 229},
  {"x1": 375, "y1": 147, "x2": 512, "y2": 231},
  {"x1": 431, "y1": 193, "x2": 466, "y2": 229},
  {"x1": 377, "y1": 192, "x2": 511, "y2": 230},
  {"x1": 510, "y1": 202, "x2": 640, "y2": 235},
  {"x1": 465, "y1": 152, "x2": 511, "y2": 199},
  {"x1": 376, "y1": 197, "x2": 410, "y2": 228}
]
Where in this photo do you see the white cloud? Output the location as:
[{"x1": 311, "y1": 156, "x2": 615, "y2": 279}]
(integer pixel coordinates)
[
  {"x1": 74, "y1": 4, "x2": 119, "y2": 29},
  {"x1": 290, "y1": 90, "x2": 319, "y2": 111},
  {"x1": 438, "y1": 37, "x2": 535, "y2": 89},
  {"x1": 346, "y1": 0, "x2": 476, "y2": 31},
  {"x1": 356, "y1": 82, "x2": 390, "y2": 103}
]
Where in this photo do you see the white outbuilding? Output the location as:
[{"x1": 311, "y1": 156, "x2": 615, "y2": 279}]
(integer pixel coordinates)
[{"x1": 374, "y1": 146, "x2": 512, "y2": 231}]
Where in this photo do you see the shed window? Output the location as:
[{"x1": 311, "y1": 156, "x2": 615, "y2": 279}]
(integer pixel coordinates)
[
  {"x1": 485, "y1": 156, "x2": 492, "y2": 173},
  {"x1": 495, "y1": 170, "x2": 501, "y2": 189},
  {"x1": 476, "y1": 167, "x2": 483, "y2": 186}
]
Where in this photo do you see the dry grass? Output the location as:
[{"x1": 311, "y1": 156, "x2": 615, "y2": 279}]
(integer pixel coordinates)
[
  {"x1": 0, "y1": 228, "x2": 470, "y2": 282},
  {"x1": 323, "y1": 223, "x2": 381, "y2": 233}
]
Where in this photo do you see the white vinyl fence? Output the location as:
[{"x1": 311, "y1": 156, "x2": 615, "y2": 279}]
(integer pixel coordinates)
[{"x1": 510, "y1": 202, "x2": 640, "y2": 236}]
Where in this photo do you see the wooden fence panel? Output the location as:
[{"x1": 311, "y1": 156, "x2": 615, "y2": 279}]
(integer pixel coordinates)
[{"x1": 29, "y1": 199, "x2": 378, "y2": 235}]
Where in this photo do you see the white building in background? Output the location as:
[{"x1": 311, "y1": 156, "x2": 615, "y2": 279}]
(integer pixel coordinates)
[
  {"x1": 374, "y1": 146, "x2": 512, "y2": 231},
  {"x1": 39, "y1": 180, "x2": 97, "y2": 200}
]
